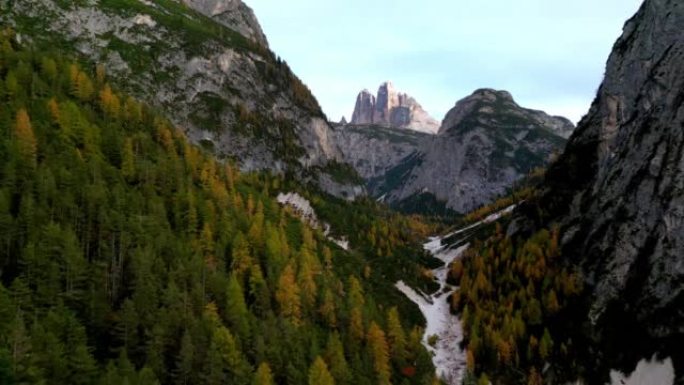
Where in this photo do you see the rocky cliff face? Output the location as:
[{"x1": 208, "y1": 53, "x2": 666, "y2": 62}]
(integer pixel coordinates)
[
  {"x1": 371, "y1": 89, "x2": 569, "y2": 213},
  {"x1": 180, "y1": 0, "x2": 269, "y2": 47},
  {"x1": 350, "y1": 82, "x2": 440, "y2": 134},
  {"x1": 514, "y1": 0, "x2": 684, "y2": 380},
  {"x1": 331, "y1": 124, "x2": 428, "y2": 180},
  {"x1": 3, "y1": 0, "x2": 361, "y2": 198}
]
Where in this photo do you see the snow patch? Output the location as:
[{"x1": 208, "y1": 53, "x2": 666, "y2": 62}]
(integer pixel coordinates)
[
  {"x1": 397, "y1": 205, "x2": 517, "y2": 384},
  {"x1": 277, "y1": 192, "x2": 350, "y2": 251},
  {"x1": 396, "y1": 243, "x2": 469, "y2": 384},
  {"x1": 608, "y1": 356, "x2": 675, "y2": 385},
  {"x1": 331, "y1": 238, "x2": 349, "y2": 250},
  {"x1": 277, "y1": 192, "x2": 318, "y2": 226},
  {"x1": 483, "y1": 204, "x2": 516, "y2": 223}
]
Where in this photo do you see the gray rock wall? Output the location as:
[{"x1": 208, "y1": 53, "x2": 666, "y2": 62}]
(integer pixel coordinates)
[{"x1": 523, "y1": 0, "x2": 684, "y2": 378}]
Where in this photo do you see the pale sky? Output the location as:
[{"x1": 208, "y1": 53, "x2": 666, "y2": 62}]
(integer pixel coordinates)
[{"x1": 247, "y1": 1, "x2": 644, "y2": 124}]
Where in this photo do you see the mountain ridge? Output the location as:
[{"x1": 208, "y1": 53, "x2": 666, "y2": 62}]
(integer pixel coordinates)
[
  {"x1": 336, "y1": 88, "x2": 572, "y2": 214},
  {"x1": 3, "y1": 0, "x2": 364, "y2": 199}
]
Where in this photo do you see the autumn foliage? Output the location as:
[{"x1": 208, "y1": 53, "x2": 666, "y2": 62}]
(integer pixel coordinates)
[
  {"x1": 452, "y1": 225, "x2": 583, "y2": 383},
  {"x1": 0, "y1": 30, "x2": 438, "y2": 385}
]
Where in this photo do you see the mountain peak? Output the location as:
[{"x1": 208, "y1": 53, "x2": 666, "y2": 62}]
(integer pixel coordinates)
[
  {"x1": 469, "y1": 88, "x2": 515, "y2": 102},
  {"x1": 350, "y1": 82, "x2": 440, "y2": 134},
  {"x1": 439, "y1": 89, "x2": 575, "y2": 138},
  {"x1": 180, "y1": 0, "x2": 269, "y2": 47},
  {"x1": 379, "y1": 80, "x2": 395, "y2": 91}
]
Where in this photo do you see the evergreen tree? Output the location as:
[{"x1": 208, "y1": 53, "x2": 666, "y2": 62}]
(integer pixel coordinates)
[
  {"x1": 318, "y1": 287, "x2": 337, "y2": 328},
  {"x1": 386, "y1": 307, "x2": 407, "y2": 364},
  {"x1": 275, "y1": 263, "x2": 301, "y2": 325},
  {"x1": 349, "y1": 306, "x2": 364, "y2": 343},
  {"x1": 231, "y1": 232, "x2": 252, "y2": 279},
  {"x1": 203, "y1": 326, "x2": 251, "y2": 385},
  {"x1": 14, "y1": 108, "x2": 36, "y2": 166},
  {"x1": 308, "y1": 356, "x2": 334, "y2": 385},
  {"x1": 252, "y1": 362, "x2": 274, "y2": 385},
  {"x1": 367, "y1": 322, "x2": 391, "y2": 385},
  {"x1": 174, "y1": 331, "x2": 194, "y2": 385},
  {"x1": 297, "y1": 249, "x2": 317, "y2": 311},
  {"x1": 226, "y1": 273, "x2": 251, "y2": 341},
  {"x1": 121, "y1": 137, "x2": 136, "y2": 182},
  {"x1": 324, "y1": 333, "x2": 350, "y2": 385},
  {"x1": 247, "y1": 264, "x2": 271, "y2": 316}
]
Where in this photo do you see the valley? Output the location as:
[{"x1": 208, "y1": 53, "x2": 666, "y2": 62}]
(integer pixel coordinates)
[
  {"x1": 0, "y1": 0, "x2": 682, "y2": 384},
  {"x1": 396, "y1": 205, "x2": 517, "y2": 384}
]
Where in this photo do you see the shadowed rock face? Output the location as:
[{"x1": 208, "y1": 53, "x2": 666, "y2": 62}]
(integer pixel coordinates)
[
  {"x1": 350, "y1": 82, "x2": 440, "y2": 134},
  {"x1": 515, "y1": 0, "x2": 684, "y2": 380}
]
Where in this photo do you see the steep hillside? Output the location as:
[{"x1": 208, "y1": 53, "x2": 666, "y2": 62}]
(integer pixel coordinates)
[
  {"x1": 0, "y1": 30, "x2": 442, "y2": 385},
  {"x1": 370, "y1": 89, "x2": 570, "y2": 214},
  {"x1": 532, "y1": 0, "x2": 684, "y2": 379},
  {"x1": 2, "y1": 0, "x2": 362, "y2": 198},
  {"x1": 447, "y1": 0, "x2": 684, "y2": 383}
]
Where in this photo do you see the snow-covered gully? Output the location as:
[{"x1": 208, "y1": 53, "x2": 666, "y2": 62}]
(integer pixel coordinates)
[{"x1": 396, "y1": 206, "x2": 515, "y2": 385}]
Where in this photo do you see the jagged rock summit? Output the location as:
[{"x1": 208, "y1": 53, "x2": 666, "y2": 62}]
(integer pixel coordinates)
[
  {"x1": 350, "y1": 82, "x2": 440, "y2": 134},
  {"x1": 180, "y1": 0, "x2": 269, "y2": 47}
]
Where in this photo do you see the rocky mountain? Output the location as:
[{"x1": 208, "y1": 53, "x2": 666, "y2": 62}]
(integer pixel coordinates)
[
  {"x1": 510, "y1": 0, "x2": 684, "y2": 381},
  {"x1": 528, "y1": 110, "x2": 575, "y2": 139},
  {"x1": 180, "y1": 0, "x2": 269, "y2": 47},
  {"x1": 383, "y1": 89, "x2": 571, "y2": 213},
  {"x1": 336, "y1": 89, "x2": 571, "y2": 214},
  {"x1": 2, "y1": 0, "x2": 362, "y2": 198},
  {"x1": 439, "y1": 89, "x2": 575, "y2": 138},
  {"x1": 350, "y1": 82, "x2": 440, "y2": 134},
  {"x1": 331, "y1": 124, "x2": 430, "y2": 180}
]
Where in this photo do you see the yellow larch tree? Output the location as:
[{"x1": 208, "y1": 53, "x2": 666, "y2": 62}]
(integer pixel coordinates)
[
  {"x1": 367, "y1": 322, "x2": 391, "y2": 385},
  {"x1": 14, "y1": 108, "x2": 37, "y2": 166},
  {"x1": 275, "y1": 263, "x2": 301, "y2": 325}
]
